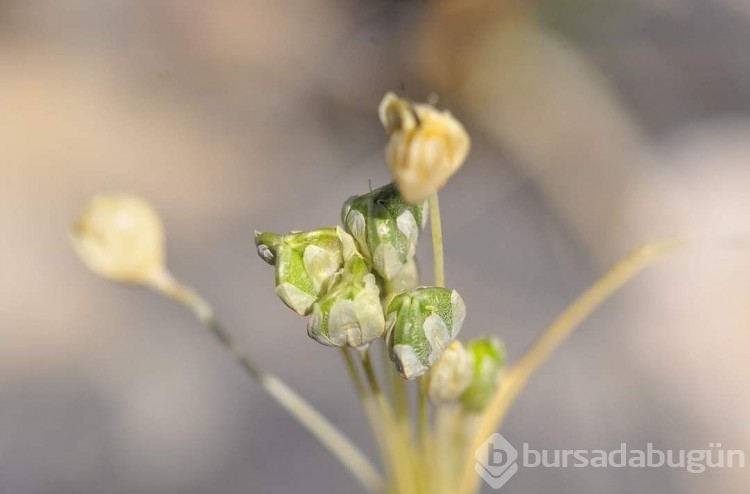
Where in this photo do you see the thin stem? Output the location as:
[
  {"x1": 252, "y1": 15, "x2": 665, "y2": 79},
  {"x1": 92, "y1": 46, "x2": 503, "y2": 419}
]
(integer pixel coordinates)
[
  {"x1": 360, "y1": 349, "x2": 420, "y2": 494},
  {"x1": 361, "y1": 349, "x2": 385, "y2": 398},
  {"x1": 341, "y1": 348, "x2": 368, "y2": 400},
  {"x1": 458, "y1": 238, "x2": 686, "y2": 493},
  {"x1": 149, "y1": 269, "x2": 383, "y2": 493},
  {"x1": 390, "y1": 354, "x2": 410, "y2": 429},
  {"x1": 428, "y1": 193, "x2": 445, "y2": 288},
  {"x1": 417, "y1": 377, "x2": 429, "y2": 450}
]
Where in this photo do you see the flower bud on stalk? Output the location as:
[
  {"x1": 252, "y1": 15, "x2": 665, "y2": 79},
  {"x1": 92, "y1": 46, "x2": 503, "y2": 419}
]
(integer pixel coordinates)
[
  {"x1": 379, "y1": 92, "x2": 470, "y2": 204},
  {"x1": 255, "y1": 227, "x2": 356, "y2": 316},
  {"x1": 342, "y1": 182, "x2": 427, "y2": 280},
  {"x1": 385, "y1": 286, "x2": 466, "y2": 380},
  {"x1": 307, "y1": 253, "x2": 385, "y2": 349},
  {"x1": 71, "y1": 194, "x2": 166, "y2": 284},
  {"x1": 428, "y1": 341, "x2": 473, "y2": 405},
  {"x1": 460, "y1": 337, "x2": 506, "y2": 413}
]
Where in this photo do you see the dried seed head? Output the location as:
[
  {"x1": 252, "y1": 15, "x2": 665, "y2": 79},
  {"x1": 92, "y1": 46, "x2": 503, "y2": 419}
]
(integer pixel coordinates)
[
  {"x1": 71, "y1": 194, "x2": 165, "y2": 284},
  {"x1": 379, "y1": 92, "x2": 470, "y2": 204}
]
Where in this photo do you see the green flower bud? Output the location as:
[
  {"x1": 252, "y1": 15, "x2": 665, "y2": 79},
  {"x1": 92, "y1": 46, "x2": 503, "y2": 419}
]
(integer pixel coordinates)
[
  {"x1": 385, "y1": 286, "x2": 466, "y2": 380},
  {"x1": 342, "y1": 182, "x2": 427, "y2": 280},
  {"x1": 428, "y1": 341, "x2": 473, "y2": 405},
  {"x1": 460, "y1": 337, "x2": 506, "y2": 413},
  {"x1": 308, "y1": 253, "x2": 385, "y2": 349},
  {"x1": 254, "y1": 227, "x2": 356, "y2": 316}
]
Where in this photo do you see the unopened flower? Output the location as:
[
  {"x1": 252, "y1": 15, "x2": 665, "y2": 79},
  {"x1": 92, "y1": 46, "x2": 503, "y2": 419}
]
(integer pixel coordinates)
[
  {"x1": 71, "y1": 194, "x2": 165, "y2": 284},
  {"x1": 381, "y1": 258, "x2": 420, "y2": 296},
  {"x1": 379, "y1": 92, "x2": 470, "y2": 204},
  {"x1": 385, "y1": 286, "x2": 466, "y2": 380},
  {"x1": 308, "y1": 253, "x2": 385, "y2": 349},
  {"x1": 254, "y1": 227, "x2": 356, "y2": 316},
  {"x1": 342, "y1": 182, "x2": 427, "y2": 280},
  {"x1": 460, "y1": 337, "x2": 506, "y2": 413},
  {"x1": 428, "y1": 341, "x2": 473, "y2": 404}
]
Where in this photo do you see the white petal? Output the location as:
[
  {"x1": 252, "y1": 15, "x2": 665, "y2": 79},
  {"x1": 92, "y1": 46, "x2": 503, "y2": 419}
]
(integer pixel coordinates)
[
  {"x1": 353, "y1": 275, "x2": 385, "y2": 344},
  {"x1": 450, "y1": 290, "x2": 467, "y2": 336},
  {"x1": 329, "y1": 299, "x2": 359, "y2": 347},
  {"x1": 373, "y1": 243, "x2": 403, "y2": 280},
  {"x1": 392, "y1": 344, "x2": 428, "y2": 380},
  {"x1": 346, "y1": 210, "x2": 369, "y2": 259},
  {"x1": 276, "y1": 282, "x2": 316, "y2": 315},
  {"x1": 307, "y1": 303, "x2": 334, "y2": 346},
  {"x1": 303, "y1": 245, "x2": 339, "y2": 293},
  {"x1": 396, "y1": 210, "x2": 419, "y2": 256},
  {"x1": 423, "y1": 313, "x2": 451, "y2": 366}
]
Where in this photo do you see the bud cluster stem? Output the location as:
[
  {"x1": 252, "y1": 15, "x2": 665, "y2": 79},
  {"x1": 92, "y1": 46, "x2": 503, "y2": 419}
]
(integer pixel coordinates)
[{"x1": 150, "y1": 269, "x2": 383, "y2": 492}]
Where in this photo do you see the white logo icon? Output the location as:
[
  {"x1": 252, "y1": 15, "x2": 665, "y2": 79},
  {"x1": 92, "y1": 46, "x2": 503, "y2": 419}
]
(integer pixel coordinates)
[{"x1": 475, "y1": 433, "x2": 519, "y2": 489}]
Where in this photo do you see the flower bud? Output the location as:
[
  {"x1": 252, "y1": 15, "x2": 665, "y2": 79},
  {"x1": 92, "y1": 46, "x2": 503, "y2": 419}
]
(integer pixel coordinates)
[
  {"x1": 308, "y1": 253, "x2": 385, "y2": 349},
  {"x1": 379, "y1": 92, "x2": 470, "y2": 204},
  {"x1": 254, "y1": 227, "x2": 356, "y2": 315},
  {"x1": 385, "y1": 286, "x2": 466, "y2": 380},
  {"x1": 428, "y1": 341, "x2": 473, "y2": 404},
  {"x1": 71, "y1": 194, "x2": 165, "y2": 284},
  {"x1": 380, "y1": 258, "x2": 420, "y2": 296},
  {"x1": 342, "y1": 182, "x2": 427, "y2": 280},
  {"x1": 460, "y1": 337, "x2": 506, "y2": 413}
]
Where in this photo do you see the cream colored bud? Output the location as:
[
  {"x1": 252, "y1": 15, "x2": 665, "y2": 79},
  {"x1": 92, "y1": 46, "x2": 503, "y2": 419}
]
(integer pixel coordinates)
[
  {"x1": 71, "y1": 194, "x2": 165, "y2": 284},
  {"x1": 428, "y1": 341, "x2": 473, "y2": 405},
  {"x1": 379, "y1": 92, "x2": 470, "y2": 204}
]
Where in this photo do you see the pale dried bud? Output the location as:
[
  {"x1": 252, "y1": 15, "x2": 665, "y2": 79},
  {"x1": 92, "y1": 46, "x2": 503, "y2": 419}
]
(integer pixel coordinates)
[
  {"x1": 428, "y1": 341, "x2": 473, "y2": 405},
  {"x1": 379, "y1": 92, "x2": 470, "y2": 204},
  {"x1": 385, "y1": 286, "x2": 467, "y2": 380},
  {"x1": 71, "y1": 194, "x2": 165, "y2": 284}
]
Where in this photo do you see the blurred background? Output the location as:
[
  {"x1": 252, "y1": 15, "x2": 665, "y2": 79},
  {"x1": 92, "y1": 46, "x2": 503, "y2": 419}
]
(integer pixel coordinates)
[{"x1": 1, "y1": 1, "x2": 749, "y2": 493}]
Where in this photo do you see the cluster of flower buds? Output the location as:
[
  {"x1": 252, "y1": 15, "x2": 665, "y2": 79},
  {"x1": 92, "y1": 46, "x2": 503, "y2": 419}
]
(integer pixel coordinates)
[
  {"x1": 255, "y1": 184, "x2": 467, "y2": 362},
  {"x1": 253, "y1": 92, "x2": 473, "y2": 372},
  {"x1": 342, "y1": 182, "x2": 427, "y2": 281}
]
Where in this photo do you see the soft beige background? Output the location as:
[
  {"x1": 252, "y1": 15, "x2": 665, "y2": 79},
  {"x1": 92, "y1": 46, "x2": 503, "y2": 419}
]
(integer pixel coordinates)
[{"x1": 1, "y1": 1, "x2": 749, "y2": 493}]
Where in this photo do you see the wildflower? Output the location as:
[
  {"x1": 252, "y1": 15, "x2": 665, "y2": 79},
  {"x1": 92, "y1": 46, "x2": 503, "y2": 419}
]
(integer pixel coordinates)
[
  {"x1": 460, "y1": 337, "x2": 506, "y2": 412},
  {"x1": 379, "y1": 92, "x2": 470, "y2": 204},
  {"x1": 385, "y1": 286, "x2": 466, "y2": 380},
  {"x1": 308, "y1": 253, "x2": 385, "y2": 349},
  {"x1": 71, "y1": 194, "x2": 165, "y2": 284},
  {"x1": 342, "y1": 182, "x2": 427, "y2": 280},
  {"x1": 428, "y1": 341, "x2": 473, "y2": 404},
  {"x1": 255, "y1": 227, "x2": 356, "y2": 315}
]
